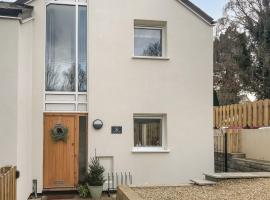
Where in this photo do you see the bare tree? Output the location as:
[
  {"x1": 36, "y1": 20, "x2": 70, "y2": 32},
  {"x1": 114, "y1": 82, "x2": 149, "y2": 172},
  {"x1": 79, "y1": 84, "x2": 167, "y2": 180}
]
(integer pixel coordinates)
[
  {"x1": 62, "y1": 63, "x2": 75, "y2": 91},
  {"x1": 143, "y1": 41, "x2": 162, "y2": 57},
  {"x1": 225, "y1": 0, "x2": 270, "y2": 99},
  {"x1": 46, "y1": 63, "x2": 59, "y2": 91},
  {"x1": 78, "y1": 66, "x2": 87, "y2": 92}
]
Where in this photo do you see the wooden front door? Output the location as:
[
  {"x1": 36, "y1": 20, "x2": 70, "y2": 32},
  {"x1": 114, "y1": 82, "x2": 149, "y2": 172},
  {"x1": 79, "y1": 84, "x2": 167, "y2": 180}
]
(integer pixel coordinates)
[{"x1": 43, "y1": 114, "x2": 78, "y2": 189}]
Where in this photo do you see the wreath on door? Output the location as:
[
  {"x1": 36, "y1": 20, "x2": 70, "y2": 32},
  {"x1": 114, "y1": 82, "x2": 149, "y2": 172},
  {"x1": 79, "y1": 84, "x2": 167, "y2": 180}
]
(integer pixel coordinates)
[{"x1": 51, "y1": 124, "x2": 69, "y2": 142}]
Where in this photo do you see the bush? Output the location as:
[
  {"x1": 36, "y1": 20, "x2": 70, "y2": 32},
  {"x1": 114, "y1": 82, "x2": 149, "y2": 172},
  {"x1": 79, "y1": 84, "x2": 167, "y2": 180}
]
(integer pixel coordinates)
[
  {"x1": 87, "y1": 157, "x2": 106, "y2": 186},
  {"x1": 78, "y1": 184, "x2": 89, "y2": 198}
]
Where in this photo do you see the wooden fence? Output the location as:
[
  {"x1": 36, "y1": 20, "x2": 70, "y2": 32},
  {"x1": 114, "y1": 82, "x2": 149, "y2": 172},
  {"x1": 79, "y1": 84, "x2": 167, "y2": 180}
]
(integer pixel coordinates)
[
  {"x1": 214, "y1": 99, "x2": 270, "y2": 129},
  {"x1": 0, "y1": 166, "x2": 16, "y2": 200},
  {"x1": 214, "y1": 129, "x2": 241, "y2": 153}
]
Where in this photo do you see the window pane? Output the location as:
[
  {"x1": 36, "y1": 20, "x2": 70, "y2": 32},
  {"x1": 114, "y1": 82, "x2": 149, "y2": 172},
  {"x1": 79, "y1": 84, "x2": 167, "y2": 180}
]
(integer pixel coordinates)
[
  {"x1": 134, "y1": 28, "x2": 162, "y2": 57},
  {"x1": 78, "y1": 6, "x2": 87, "y2": 92},
  {"x1": 46, "y1": 4, "x2": 76, "y2": 91},
  {"x1": 134, "y1": 118, "x2": 162, "y2": 147},
  {"x1": 79, "y1": 116, "x2": 88, "y2": 183}
]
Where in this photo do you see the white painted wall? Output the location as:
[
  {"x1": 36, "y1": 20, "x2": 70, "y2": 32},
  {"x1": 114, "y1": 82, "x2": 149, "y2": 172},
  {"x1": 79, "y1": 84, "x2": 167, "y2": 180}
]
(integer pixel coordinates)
[
  {"x1": 16, "y1": 20, "x2": 34, "y2": 200},
  {"x1": 0, "y1": 19, "x2": 19, "y2": 167},
  {"x1": 0, "y1": 18, "x2": 34, "y2": 200},
  {"x1": 26, "y1": 0, "x2": 214, "y2": 192},
  {"x1": 88, "y1": 0, "x2": 214, "y2": 185},
  {"x1": 30, "y1": 0, "x2": 46, "y2": 193},
  {"x1": 240, "y1": 129, "x2": 270, "y2": 161}
]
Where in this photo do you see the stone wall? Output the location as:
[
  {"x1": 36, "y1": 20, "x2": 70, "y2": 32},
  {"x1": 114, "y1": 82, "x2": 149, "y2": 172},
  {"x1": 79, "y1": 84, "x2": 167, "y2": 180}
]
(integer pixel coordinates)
[
  {"x1": 215, "y1": 152, "x2": 270, "y2": 172},
  {"x1": 116, "y1": 186, "x2": 143, "y2": 200}
]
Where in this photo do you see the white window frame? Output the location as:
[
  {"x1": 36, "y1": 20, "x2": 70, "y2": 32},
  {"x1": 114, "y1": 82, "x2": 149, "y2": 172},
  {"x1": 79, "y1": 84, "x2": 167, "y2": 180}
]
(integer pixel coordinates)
[
  {"x1": 132, "y1": 114, "x2": 169, "y2": 153},
  {"x1": 44, "y1": 0, "x2": 88, "y2": 113},
  {"x1": 133, "y1": 25, "x2": 169, "y2": 60}
]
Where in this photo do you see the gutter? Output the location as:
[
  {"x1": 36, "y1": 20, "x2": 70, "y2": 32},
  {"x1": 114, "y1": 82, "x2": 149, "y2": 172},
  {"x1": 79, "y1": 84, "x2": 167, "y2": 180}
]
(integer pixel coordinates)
[
  {"x1": 176, "y1": 0, "x2": 216, "y2": 26},
  {"x1": 0, "y1": 15, "x2": 34, "y2": 23}
]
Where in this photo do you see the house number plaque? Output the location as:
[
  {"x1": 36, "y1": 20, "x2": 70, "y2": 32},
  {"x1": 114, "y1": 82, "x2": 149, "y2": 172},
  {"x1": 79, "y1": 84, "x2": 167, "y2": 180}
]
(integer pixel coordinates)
[{"x1": 111, "y1": 126, "x2": 122, "y2": 134}]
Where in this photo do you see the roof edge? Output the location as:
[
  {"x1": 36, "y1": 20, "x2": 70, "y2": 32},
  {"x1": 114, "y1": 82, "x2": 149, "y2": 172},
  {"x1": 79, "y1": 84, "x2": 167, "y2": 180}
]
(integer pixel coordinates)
[
  {"x1": 14, "y1": 0, "x2": 216, "y2": 25},
  {"x1": 177, "y1": 0, "x2": 216, "y2": 26},
  {"x1": 0, "y1": 2, "x2": 33, "y2": 21}
]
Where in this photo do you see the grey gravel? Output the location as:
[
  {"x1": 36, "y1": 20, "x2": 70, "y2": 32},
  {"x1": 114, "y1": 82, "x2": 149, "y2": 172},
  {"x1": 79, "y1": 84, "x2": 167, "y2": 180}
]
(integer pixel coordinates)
[{"x1": 133, "y1": 178, "x2": 270, "y2": 200}]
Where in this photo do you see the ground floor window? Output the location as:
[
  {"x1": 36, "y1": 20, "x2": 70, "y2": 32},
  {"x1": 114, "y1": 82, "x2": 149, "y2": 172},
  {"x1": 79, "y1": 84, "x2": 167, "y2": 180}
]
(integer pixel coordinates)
[{"x1": 134, "y1": 114, "x2": 166, "y2": 148}]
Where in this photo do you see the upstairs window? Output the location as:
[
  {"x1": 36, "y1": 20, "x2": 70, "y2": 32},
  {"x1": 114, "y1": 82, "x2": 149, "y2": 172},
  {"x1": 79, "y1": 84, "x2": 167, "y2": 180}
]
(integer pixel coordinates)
[
  {"x1": 134, "y1": 28, "x2": 162, "y2": 57},
  {"x1": 46, "y1": 4, "x2": 87, "y2": 92},
  {"x1": 134, "y1": 20, "x2": 167, "y2": 58}
]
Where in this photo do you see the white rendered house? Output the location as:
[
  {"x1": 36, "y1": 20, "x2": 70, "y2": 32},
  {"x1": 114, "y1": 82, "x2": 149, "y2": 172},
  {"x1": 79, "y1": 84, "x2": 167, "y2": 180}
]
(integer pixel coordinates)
[{"x1": 0, "y1": 0, "x2": 215, "y2": 199}]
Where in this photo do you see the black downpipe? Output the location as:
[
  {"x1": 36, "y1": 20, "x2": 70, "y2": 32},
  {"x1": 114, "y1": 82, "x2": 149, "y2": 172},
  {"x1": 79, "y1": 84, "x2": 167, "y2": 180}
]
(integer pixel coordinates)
[{"x1": 224, "y1": 132, "x2": 228, "y2": 172}]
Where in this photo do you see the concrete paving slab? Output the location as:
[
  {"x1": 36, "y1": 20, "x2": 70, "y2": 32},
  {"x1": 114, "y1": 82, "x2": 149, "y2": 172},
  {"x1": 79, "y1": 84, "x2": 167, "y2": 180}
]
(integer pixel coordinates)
[{"x1": 204, "y1": 172, "x2": 270, "y2": 182}]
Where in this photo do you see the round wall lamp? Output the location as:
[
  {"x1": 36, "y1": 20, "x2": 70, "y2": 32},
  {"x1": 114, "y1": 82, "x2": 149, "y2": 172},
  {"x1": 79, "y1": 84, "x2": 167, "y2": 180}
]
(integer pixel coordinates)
[{"x1": 93, "y1": 119, "x2": 103, "y2": 130}]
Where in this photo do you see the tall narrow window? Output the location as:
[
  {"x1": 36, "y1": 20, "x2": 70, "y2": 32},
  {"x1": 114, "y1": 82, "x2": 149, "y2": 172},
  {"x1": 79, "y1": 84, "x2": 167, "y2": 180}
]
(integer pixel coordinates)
[
  {"x1": 79, "y1": 116, "x2": 88, "y2": 183},
  {"x1": 78, "y1": 6, "x2": 87, "y2": 92},
  {"x1": 45, "y1": 2, "x2": 87, "y2": 112},
  {"x1": 46, "y1": 4, "x2": 76, "y2": 91}
]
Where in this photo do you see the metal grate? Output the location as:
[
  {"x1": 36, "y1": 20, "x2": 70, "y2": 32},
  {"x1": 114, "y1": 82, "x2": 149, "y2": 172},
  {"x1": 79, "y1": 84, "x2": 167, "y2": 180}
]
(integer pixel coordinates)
[{"x1": 107, "y1": 172, "x2": 133, "y2": 196}]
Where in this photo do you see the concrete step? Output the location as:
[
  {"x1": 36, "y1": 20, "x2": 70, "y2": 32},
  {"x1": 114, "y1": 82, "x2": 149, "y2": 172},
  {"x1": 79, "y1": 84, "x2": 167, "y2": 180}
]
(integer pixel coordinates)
[
  {"x1": 204, "y1": 172, "x2": 270, "y2": 182},
  {"x1": 190, "y1": 179, "x2": 217, "y2": 186},
  {"x1": 230, "y1": 153, "x2": 246, "y2": 159}
]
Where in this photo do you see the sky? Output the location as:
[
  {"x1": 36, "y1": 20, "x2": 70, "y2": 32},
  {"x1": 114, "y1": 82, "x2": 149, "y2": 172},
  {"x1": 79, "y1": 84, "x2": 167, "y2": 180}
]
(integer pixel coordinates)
[{"x1": 190, "y1": 0, "x2": 227, "y2": 20}]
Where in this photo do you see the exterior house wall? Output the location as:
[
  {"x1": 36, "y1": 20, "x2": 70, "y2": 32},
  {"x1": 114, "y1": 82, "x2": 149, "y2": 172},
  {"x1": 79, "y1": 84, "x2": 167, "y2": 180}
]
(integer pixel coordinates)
[
  {"x1": 0, "y1": 19, "x2": 19, "y2": 167},
  {"x1": 0, "y1": 18, "x2": 33, "y2": 200},
  {"x1": 26, "y1": 0, "x2": 214, "y2": 193},
  {"x1": 16, "y1": 20, "x2": 33, "y2": 200},
  {"x1": 30, "y1": 0, "x2": 46, "y2": 193},
  {"x1": 88, "y1": 0, "x2": 214, "y2": 185}
]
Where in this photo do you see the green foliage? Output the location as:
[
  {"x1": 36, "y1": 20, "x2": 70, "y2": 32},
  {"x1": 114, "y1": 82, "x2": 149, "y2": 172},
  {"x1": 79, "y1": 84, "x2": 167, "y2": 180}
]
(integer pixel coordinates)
[
  {"x1": 78, "y1": 184, "x2": 90, "y2": 198},
  {"x1": 214, "y1": 25, "x2": 252, "y2": 105},
  {"x1": 87, "y1": 157, "x2": 106, "y2": 186},
  {"x1": 51, "y1": 125, "x2": 68, "y2": 142},
  {"x1": 217, "y1": 0, "x2": 270, "y2": 100},
  {"x1": 213, "y1": 90, "x2": 220, "y2": 106}
]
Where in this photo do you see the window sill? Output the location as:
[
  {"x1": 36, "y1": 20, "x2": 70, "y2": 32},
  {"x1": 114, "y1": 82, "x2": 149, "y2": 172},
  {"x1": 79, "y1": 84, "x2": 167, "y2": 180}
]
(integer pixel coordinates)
[
  {"x1": 131, "y1": 147, "x2": 170, "y2": 153},
  {"x1": 132, "y1": 56, "x2": 170, "y2": 60}
]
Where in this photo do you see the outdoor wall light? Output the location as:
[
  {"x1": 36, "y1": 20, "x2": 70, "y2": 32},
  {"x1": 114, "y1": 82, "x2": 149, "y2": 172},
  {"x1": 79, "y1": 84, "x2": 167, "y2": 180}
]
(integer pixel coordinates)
[{"x1": 93, "y1": 119, "x2": 103, "y2": 130}]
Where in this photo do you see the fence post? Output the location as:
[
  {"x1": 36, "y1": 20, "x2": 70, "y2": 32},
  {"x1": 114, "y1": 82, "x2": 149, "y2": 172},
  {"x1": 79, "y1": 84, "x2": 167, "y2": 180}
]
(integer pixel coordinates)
[
  {"x1": 234, "y1": 104, "x2": 238, "y2": 127},
  {"x1": 224, "y1": 131, "x2": 228, "y2": 172},
  {"x1": 258, "y1": 100, "x2": 263, "y2": 127},
  {"x1": 248, "y1": 102, "x2": 252, "y2": 128},
  {"x1": 264, "y1": 99, "x2": 269, "y2": 127},
  {"x1": 253, "y1": 102, "x2": 258, "y2": 127},
  {"x1": 215, "y1": 107, "x2": 219, "y2": 128},
  {"x1": 242, "y1": 103, "x2": 247, "y2": 128},
  {"x1": 219, "y1": 107, "x2": 223, "y2": 128},
  {"x1": 230, "y1": 105, "x2": 234, "y2": 127}
]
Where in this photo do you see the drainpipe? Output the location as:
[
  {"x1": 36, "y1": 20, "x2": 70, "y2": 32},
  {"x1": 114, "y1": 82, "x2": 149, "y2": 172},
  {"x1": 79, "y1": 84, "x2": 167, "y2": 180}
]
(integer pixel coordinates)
[{"x1": 32, "y1": 179, "x2": 38, "y2": 199}]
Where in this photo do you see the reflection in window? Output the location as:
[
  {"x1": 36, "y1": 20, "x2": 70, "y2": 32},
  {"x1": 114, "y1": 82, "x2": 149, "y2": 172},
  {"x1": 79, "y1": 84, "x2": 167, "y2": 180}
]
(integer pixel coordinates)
[
  {"x1": 46, "y1": 4, "x2": 76, "y2": 91},
  {"x1": 134, "y1": 28, "x2": 162, "y2": 57},
  {"x1": 134, "y1": 118, "x2": 162, "y2": 147},
  {"x1": 78, "y1": 6, "x2": 87, "y2": 92},
  {"x1": 79, "y1": 116, "x2": 88, "y2": 183}
]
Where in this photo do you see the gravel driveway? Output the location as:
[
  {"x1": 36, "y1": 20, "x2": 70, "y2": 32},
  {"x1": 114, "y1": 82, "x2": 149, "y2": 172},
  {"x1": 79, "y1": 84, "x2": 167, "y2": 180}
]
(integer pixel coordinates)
[{"x1": 132, "y1": 178, "x2": 270, "y2": 200}]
